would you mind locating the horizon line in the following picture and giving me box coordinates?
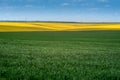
[0,20,120,23]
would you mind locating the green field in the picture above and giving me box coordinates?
[0,31,120,80]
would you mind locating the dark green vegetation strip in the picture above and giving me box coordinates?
[0,30,120,80]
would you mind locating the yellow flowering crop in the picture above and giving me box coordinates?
[0,22,120,32]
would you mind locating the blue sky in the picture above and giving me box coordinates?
[0,0,120,22]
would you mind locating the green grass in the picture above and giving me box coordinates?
[0,30,120,80]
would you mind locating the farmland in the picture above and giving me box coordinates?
[0,22,120,80]
[0,22,120,32]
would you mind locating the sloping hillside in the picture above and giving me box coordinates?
[0,22,120,32]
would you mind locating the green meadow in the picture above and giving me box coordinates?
[0,31,120,80]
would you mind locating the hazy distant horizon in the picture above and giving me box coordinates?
[0,20,120,23]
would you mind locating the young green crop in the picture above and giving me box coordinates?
[0,31,120,80]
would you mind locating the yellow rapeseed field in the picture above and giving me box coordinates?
[0,22,120,32]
